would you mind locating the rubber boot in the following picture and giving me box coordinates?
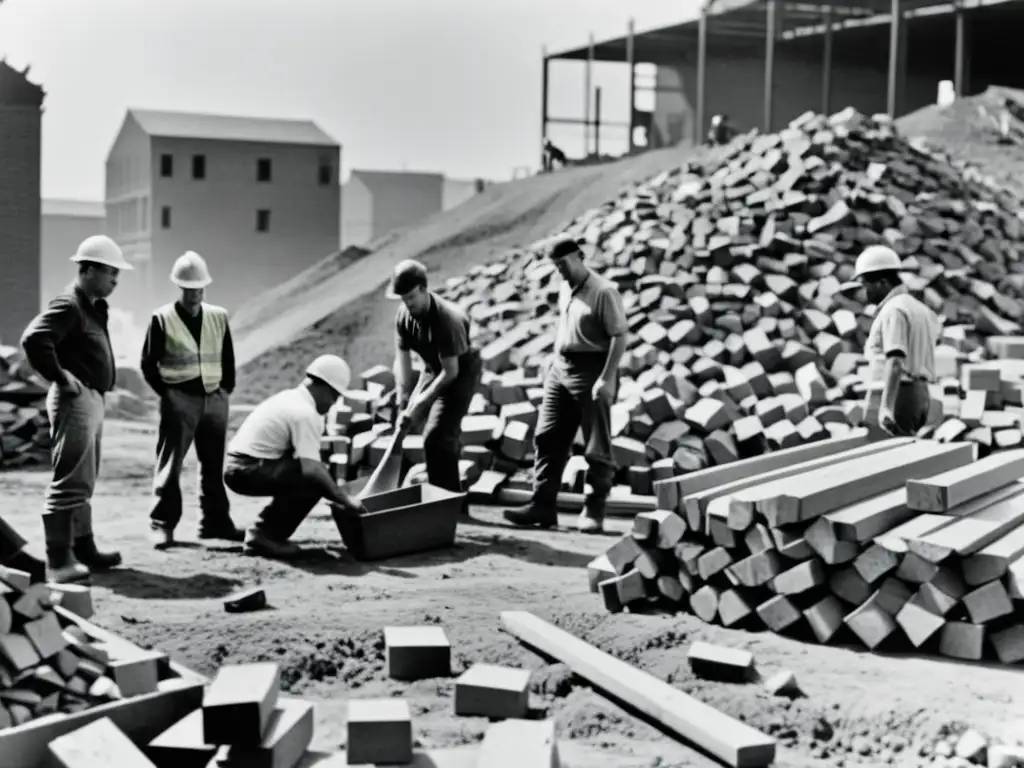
[503,502,558,529]
[43,513,91,584]
[72,507,122,571]
[576,497,606,534]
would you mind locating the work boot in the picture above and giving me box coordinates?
[242,529,302,560]
[576,498,606,534]
[149,527,175,551]
[43,513,91,584]
[72,507,122,571]
[503,503,558,529]
[6,548,47,584]
[197,517,245,542]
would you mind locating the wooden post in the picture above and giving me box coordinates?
[821,8,834,115]
[764,0,777,132]
[595,86,602,157]
[541,47,549,168]
[696,9,708,142]
[585,33,595,155]
[886,0,900,117]
[954,0,966,97]
[626,18,636,152]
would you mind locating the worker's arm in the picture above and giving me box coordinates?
[415,355,460,409]
[594,288,629,403]
[221,325,236,395]
[20,295,80,390]
[878,310,912,432]
[880,353,906,417]
[292,418,364,512]
[139,315,167,397]
[393,325,417,405]
[408,313,469,413]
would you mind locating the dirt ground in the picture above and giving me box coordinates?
[2,419,1022,766]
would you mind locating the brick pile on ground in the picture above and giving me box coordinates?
[323,108,1024,511]
[586,434,1024,666]
[0,345,51,470]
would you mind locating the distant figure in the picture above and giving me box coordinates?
[474,179,485,194]
[707,114,736,146]
[543,139,568,172]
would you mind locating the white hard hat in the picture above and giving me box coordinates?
[306,354,351,395]
[171,251,213,289]
[70,235,134,271]
[853,245,902,279]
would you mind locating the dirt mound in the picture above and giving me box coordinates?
[232,146,718,403]
[896,85,1024,198]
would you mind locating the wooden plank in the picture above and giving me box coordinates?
[500,611,776,767]
[960,524,1024,586]
[905,449,1024,512]
[906,487,1024,563]
[755,441,976,526]
[874,514,950,554]
[825,489,911,543]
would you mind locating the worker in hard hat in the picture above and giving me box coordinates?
[0,514,46,583]
[389,259,483,495]
[139,251,241,550]
[841,245,941,438]
[504,236,628,534]
[21,235,132,583]
[223,354,368,560]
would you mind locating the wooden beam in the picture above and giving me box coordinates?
[695,10,709,143]
[906,489,1024,564]
[500,611,776,767]
[906,450,1024,512]
[764,0,778,132]
[886,0,900,117]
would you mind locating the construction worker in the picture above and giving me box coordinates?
[0,515,46,583]
[390,259,483,494]
[223,354,367,559]
[504,236,628,534]
[842,245,941,438]
[140,251,241,550]
[21,235,130,583]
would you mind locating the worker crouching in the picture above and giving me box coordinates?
[223,355,368,560]
[504,237,628,534]
[141,251,242,549]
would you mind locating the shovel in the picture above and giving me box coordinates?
[358,413,412,499]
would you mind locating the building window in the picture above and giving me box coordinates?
[256,209,271,232]
[257,158,272,182]
[160,154,173,178]
[161,206,172,229]
[192,154,206,180]
[318,163,332,186]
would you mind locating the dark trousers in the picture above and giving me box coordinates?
[223,453,321,541]
[866,379,932,440]
[0,514,28,563]
[422,354,482,493]
[532,353,616,509]
[151,389,231,531]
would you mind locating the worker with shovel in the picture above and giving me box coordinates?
[389,260,482,495]
[223,354,367,560]
[840,245,940,439]
[140,251,242,550]
[504,236,628,534]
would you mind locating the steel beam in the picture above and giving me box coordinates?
[822,8,833,114]
[953,0,966,96]
[627,18,636,152]
[584,34,594,154]
[541,47,549,168]
[764,0,778,132]
[696,9,708,143]
[886,0,900,117]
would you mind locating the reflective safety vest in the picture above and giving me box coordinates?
[155,303,228,393]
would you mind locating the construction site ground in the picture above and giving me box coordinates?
[3,418,1022,767]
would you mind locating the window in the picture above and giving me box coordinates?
[161,206,171,229]
[192,154,206,180]
[256,209,271,233]
[160,154,173,178]
[318,163,332,186]
[257,158,272,182]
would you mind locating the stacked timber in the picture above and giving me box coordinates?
[324,108,1024,509]
[0,346,50,470]
[587,435,1024,665]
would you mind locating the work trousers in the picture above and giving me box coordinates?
[151,388,231,532]
[864,379,932,441]
[532,353,616,508]
[0,514,27,562]
[44,384,105,520]
[421,354,482,493]
[223,453,321,542]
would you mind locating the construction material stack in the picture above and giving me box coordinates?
[587,432,1024,664]
[0,345,50,470]
[318,108,1024,510]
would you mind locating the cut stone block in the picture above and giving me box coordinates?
[346,698,413,766]
[454,663,531,719]
[384,625,452,681]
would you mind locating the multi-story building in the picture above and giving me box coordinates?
[40,199,105,305]
[105,108,341,318]
[0,60,43,346]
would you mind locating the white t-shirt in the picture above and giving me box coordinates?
[864,285,940,391]
[228,387,323,461]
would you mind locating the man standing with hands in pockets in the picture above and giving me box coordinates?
[504,236,627,534]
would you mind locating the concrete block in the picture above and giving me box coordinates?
[454,663,531,719]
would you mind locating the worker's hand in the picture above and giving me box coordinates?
[59,372,82,397]
[403,396,430,426]
[878,407,903,437]
[592,377,615,405]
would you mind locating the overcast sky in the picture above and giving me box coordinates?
[0,0,697,201]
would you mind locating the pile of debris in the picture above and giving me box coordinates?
[587,434,1024,665]
[0,346,51,470]
[325,109,1024,510]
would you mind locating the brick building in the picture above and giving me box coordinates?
[0,60,44,346]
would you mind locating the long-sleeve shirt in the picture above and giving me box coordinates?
[21,284,117,393]
[139,304,236,397]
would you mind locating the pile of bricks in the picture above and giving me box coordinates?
[0,345,50,470]
[588,431,1024,665]
[323,108,1024,511]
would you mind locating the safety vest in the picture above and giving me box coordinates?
[155,303,228,393]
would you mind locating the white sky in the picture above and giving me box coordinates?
[0,0,698,201]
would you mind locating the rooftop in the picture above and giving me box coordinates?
[128,108,339,147]
[0,59,45,107]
